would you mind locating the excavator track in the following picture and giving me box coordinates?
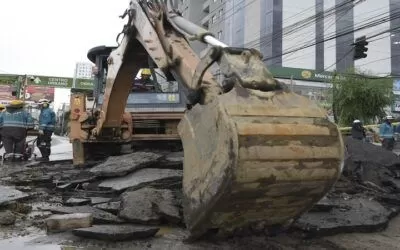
[178,86,344,238]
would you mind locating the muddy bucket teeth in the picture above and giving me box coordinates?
[178,86,344,239]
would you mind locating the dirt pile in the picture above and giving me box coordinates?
[0,151,184,242]
[294,137,400,237]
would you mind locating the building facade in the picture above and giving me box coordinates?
[177,0,394,76]
[73,62,93,79]
[73,61,94,89]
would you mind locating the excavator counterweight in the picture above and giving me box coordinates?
[69,0,344,240]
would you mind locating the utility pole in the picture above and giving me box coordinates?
[290,75,293,91]
[60,103,65,136]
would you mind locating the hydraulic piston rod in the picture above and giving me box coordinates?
[165,0,228,48]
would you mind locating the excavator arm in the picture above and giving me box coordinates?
[93,0,283,136]
[81,0,344,240]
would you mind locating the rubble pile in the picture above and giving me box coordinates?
[0,151,184,241]
[294,137,400,237]
[1,137,400,243]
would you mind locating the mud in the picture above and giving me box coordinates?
[72,225,160,241]
[40,205,124,224]
[1,138,400,249]
[295,198,395,237]
[119,187,181,225]
[0,185,30,205]
[293,137,400,238]
[92,201,121,214]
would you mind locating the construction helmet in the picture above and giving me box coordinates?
[38,98,50,108]
[353,119,361,124]
[38,98,51,104]
[386,115,394,120]
[0,104,5,110]
[8,99,24,107]
[141,68,151,76]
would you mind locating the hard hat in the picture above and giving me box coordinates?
[38,98,51,104]
[386,115,394,120]
[8,99,24,107]
[141,68,151,75]
[353,119,361,123]
[0,104,5,109]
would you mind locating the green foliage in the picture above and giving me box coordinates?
[330,68,393,126]
[54,110,70,136]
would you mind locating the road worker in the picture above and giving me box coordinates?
[351,119,366,141]
[379,115,395,151]
[133,68,155,92]
[36,99,56,161]
[0,100,34,159]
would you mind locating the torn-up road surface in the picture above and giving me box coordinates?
[2,140,400,249]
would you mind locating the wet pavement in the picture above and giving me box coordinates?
[22,135,72,162]
[2,136,400,249]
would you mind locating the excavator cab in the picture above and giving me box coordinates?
[87,46,186,139]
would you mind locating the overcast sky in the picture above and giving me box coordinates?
[0,0,128,76]
[0,1,130,109]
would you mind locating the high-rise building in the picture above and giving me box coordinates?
[177,0,210,55]
[74,62,93,79]
[177,0,394,75]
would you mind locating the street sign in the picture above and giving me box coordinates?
[75,78,94,89]
[0,74,94,89]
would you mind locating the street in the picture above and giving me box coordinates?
[0,137,399,249]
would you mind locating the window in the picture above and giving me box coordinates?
[212,15,216,23]
[217,31,222,40]
[219,9,223,18]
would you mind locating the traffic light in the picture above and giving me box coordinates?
[353,36,369,60]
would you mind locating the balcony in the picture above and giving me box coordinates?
[202,0,210,13]
[201,14,210,28]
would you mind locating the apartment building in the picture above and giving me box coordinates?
[177,0,395,76]
[73,62,93,79]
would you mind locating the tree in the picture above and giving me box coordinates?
[54,110,70,136]
[330,68,393,126]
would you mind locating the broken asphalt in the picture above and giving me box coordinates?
[1,136,400,249]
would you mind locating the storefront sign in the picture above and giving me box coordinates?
[25,86,55,102]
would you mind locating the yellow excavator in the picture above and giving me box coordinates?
[69,0,344,240]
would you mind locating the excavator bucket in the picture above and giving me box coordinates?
[178,85,344,238]
[89,0,344,240]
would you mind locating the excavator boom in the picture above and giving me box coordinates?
[72,0,345,240]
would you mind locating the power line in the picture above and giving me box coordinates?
[261,11,400,62]
[356,55,400,67]
[255,4,400,60]
[243,0,360,52]
[324,48,355,71]
[283,1,357,62]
